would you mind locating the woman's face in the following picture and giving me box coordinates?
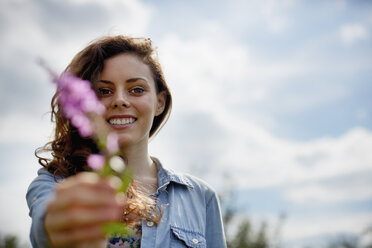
[96,53,165,148]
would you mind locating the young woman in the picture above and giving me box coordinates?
[26,36,226,248]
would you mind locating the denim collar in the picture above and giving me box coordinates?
[152,157,194,189]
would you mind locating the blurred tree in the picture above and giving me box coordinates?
[0,234,30,248]
[220,190,279,248]
[229,219,252,248]
[227,219,269,248]
[326,230,372,248]
[219,189,372,248]
[0,234,19,248]
[327,234,359,248]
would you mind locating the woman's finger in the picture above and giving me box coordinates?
[48,224,105,247]
[48,186,118,212]
[48,175,121,212]
[46,205,122,231]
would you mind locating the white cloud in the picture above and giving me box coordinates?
[145,35,372,228]
[284,179,372,205]
[283,212,372,243]
[0,180,33,244]
[213,115,372,190]
[0,0,153,72]
[340,23,368,46]
[0,113,53,145]
[223,0,295,34]
[260,0,294,33]
[0,143,41,245]
[157,33,356,123]
[153,34,372,197]
[90,0,153,37]
[158,34,291,116]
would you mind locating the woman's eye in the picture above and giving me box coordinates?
[97,88,112,96]
[130,87,145,95]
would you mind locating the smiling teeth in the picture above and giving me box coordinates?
[109,118,136,125]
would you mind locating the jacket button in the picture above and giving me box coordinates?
[192,238,199,244]
[147,221,154,227]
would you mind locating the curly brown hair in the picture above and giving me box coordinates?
[36,35,172,178]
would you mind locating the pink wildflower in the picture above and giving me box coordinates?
[55,72,105,137]
[87,154,105,170]
[107,132,120,154]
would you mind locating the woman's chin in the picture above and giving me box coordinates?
[117,134,140,147]
[118,137,134,148]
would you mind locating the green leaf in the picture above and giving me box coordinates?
[102,222,134,237]
[101,161,112,177]
[119,168,132,193]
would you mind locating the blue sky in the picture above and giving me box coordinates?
[0,0,371,247]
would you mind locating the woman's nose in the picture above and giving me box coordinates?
[112,91,130,108]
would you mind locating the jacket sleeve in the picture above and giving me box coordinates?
[205,191,227,248]
[26,168,60,247]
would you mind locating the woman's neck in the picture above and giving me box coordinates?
[121,144,158,195]
[120,143,157,181]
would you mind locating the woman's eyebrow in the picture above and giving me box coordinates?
[126,77,149,85]
[98,77,149,85]
[98,79,113,85]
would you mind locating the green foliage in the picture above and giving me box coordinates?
[328,236,358,248]
[227,219,269,248]
[219,190,372,248]
[229,219,251,248]
[220,191,273,248]
[226,218,271,248]
[0,234,28,248]
[326,232,372,248]
[0,234,17,248]
[102,222,134,237]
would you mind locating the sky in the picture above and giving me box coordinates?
[0,0,371,247]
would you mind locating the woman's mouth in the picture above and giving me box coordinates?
[107,116,137,129]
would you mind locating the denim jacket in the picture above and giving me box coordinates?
[26,158,227,248]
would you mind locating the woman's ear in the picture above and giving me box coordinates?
[155,91,166,116]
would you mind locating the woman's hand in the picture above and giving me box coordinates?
[44,172,124,248]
